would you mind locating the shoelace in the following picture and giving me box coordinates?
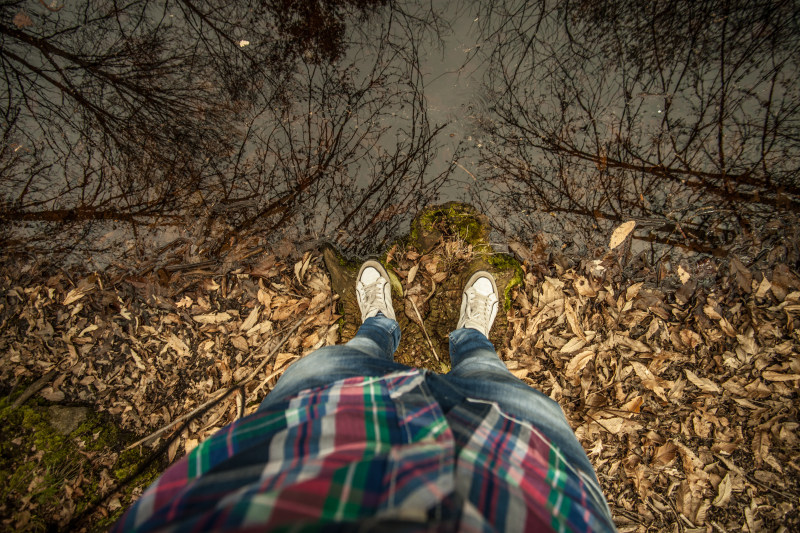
[360,278,387,316]
[465,290,494,330]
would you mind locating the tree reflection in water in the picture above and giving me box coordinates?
[1,0,799,260]
[0,0,451,258]
[472,0,800,253]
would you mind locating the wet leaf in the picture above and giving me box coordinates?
[729,257,752,294]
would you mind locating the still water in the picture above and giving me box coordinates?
[2,0,798,265]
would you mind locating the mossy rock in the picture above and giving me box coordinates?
[0,395,162,531]
[320,203,523,373]
[409,202,491,253]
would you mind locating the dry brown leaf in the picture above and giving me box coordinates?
[193,312,233,324]
[301,331,320,348]
[408,264,419,284]
[754,277,772,299]
[729,257,752,294]
[573,276,597,297]
[294,252,312,286]
[185,438,199,454]
[166,334,191,358]
[625,282,644,301]
[565,349,595,377]
[594,417,643,434]
[652,441,677,467]
[718,317,737,337]
[40,386,64,402]
[274,352,297,370]
[230,336,249,352]
[431,272,447,283]
[677,265,692,284]
[631,361,668,400]
[168,436,181,463]
[13,11,33,28]
[63,278,95,305]
[240,305,261,331]
[560,337,587,354]
[761,371,800,382]
[622,396,643,413]
[609,221,636,250]
[703,305,722,321]
[564,299,587,341]
[680,329,703,350]
[510,368,529,379]
[684,370,721,393]
[753,431,770,466]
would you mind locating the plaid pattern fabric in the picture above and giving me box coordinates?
[113,370,615,532]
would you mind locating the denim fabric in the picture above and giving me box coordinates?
[259,313,598,482]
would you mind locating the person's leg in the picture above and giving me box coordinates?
[445,271,597,477]
[259,313,407,410]
[260,260,403,411]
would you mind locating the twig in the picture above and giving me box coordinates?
[235,388,245,419]
[409,299,439,361]
[242,318,305,383]
[125,389,229,450]
[11,368,58,408]
[125,317,306,449]
[455,161,477,182]
[253,356,300,395]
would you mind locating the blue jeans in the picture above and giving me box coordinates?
[259,314,597,480]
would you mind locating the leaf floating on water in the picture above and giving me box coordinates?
[608,220,636,250]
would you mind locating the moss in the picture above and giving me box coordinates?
[485,252,524,309]
[0,395,162,531]
[411,203,490,250]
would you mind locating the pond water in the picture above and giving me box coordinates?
[2,0,798,266]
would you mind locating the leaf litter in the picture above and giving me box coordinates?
[2,230,799,531]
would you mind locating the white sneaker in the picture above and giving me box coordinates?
[457,271,499,337]
[356,260,396,321]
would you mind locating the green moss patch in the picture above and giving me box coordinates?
[0,395,161,531]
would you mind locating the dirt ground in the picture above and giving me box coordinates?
[1,209,798,531]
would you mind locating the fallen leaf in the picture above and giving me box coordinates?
[408,264,419,284]
[729,257,752,294]
[230,336,249,352]
[240,305,260,331]
[677,265,691,284]
[40,387,64,402]
[564,299,587,341]
[609,220,636,250]
[274,352,297,370]
[652,441,677,467]
[761,371,800,382]
[684,370,721,393]
[565,349,595,377]
[13,11,33,28]
[193,312,233,324]
[622,396,644,413]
